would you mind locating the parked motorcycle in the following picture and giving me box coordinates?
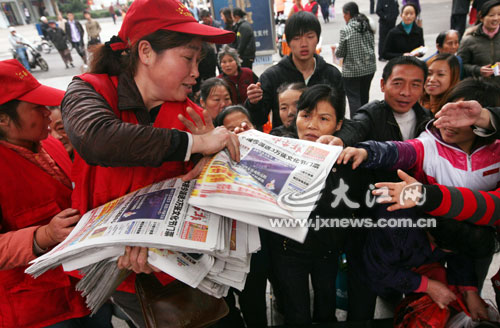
[275,13,287,57]
[11,43,49,71]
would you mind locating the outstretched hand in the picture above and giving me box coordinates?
[373,170,422,211]
[178,107,214,135]
[336,147,368,169]
[316,135,344,147]
[434,100,484,129]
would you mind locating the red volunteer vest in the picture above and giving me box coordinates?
[73,73,201,292]
[304,1,319,16]
[0,136,89,328]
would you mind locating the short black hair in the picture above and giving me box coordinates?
[297,84,345,122]
[199,77,232,102]
[0,99,21,139]
[232,7,246,18]
[445,77,500,108]
[401,2,419,16]
[342,2,359,16]
[480,0,500,18]
[430,218,499,258]
[200,9,211,18]
[435,30,459,48]
[285,11,321,41]
[214,105,251,127]
[382,56,428,82]
[277,82,306,96]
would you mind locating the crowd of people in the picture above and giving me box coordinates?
[3,0,500,327]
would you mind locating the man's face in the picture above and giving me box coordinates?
[438,32,459,54]
[201,16,212,25]
[381,64,424,114]
[288,31,318,62]
[67,13,74,21]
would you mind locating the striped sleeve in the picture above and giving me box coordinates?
[421,185,500,226]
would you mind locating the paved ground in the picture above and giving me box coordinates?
[1,0,499,326]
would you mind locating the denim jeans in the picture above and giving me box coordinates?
[16,47,30,71]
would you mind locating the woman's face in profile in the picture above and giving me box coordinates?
[146,38,203,103]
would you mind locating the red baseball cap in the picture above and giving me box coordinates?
[0,59,65,107]
[111,0,235,51]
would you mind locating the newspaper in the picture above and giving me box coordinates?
[189,129,342,242]
[25,131,340,312]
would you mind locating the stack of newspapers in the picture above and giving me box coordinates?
[26,130,341,313]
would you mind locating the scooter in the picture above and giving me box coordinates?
[11,43,49,71]
[34,37,53,54]
[275,13,287,57]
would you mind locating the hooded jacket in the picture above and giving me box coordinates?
[335,16,376,78]
[245,54,343,128]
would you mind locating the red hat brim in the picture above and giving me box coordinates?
[17,84,65,107]
[162,21,235,44]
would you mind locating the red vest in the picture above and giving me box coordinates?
[304,1,318,16]
[0,136,89,328]
[73,73,202,293]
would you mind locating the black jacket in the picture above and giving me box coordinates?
[336,100,432,147]
[376,0,399,21]
[245,54,343,128]
[335,100,432,181]
[271,164,373,257]
[233,19,256,60]
[64,20,85,45]
[382,23,424,59]
[46,27,68,51]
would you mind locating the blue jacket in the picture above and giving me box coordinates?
[362,226,477,297]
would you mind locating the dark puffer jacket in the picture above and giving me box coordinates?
[458,24,500,77]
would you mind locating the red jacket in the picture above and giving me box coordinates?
[0,136,89,328]
[218,67,258,105]
[72,73,201,293]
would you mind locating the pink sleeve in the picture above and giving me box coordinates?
[414,275,429,293]
[0,225,40,270]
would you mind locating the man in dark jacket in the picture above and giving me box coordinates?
[47,20,74,68]
[376,0,399,60]
[65,12,87,65]
[232,8,256,69]
[245,11,343,130]
[335,56,431,149]
[451,0,470,38]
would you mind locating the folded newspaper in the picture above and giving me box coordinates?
[26,130,341,313]
[190,129,342,242]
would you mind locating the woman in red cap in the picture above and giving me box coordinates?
[61,0,238,325]
[0,59,112,328]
